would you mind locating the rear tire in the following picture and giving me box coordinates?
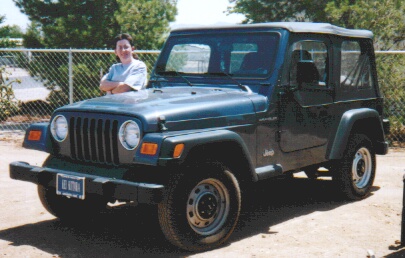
[158,162,241,251]
[333,134,376,200]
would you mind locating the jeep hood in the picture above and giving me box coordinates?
[58,87,268,132]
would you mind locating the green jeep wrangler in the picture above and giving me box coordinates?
[10,22,390,251]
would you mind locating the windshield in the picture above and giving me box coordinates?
[155,32,279,78]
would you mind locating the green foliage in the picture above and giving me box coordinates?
[325,0,405,50]
[0,38,17,48]
[228,0,329,23]
[14,0,120,48]
[0,24,24,38]
[0,14,23,48]
[0,66,21,122]
[13,0,177,49]
[23,21,44,48]
[115,0,177,49]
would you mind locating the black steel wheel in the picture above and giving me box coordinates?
[158,162,241,251]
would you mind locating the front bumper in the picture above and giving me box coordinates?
[9,161,164,204]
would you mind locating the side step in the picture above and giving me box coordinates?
[255,164,283,180]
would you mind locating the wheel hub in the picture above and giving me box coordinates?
[356,159,365,177]
[186,178,230,235]
[352,147,372,189]
[196,192,218,219]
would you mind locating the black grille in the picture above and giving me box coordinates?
[69,117,119,165]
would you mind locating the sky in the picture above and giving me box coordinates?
[0,0,246,32]
[1,0,30,30]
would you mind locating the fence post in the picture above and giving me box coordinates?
[69,48,73,104]
[401,174,405,245]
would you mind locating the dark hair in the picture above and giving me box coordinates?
[113,33,139,60]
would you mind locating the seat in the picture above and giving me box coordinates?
[290,50,320,84]
[291,50,312,63]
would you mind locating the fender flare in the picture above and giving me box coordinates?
[327,108,385,160]
[136,129,257,181]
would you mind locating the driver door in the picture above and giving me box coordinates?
[279,37,334,153]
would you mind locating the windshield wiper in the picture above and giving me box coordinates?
[205,72,252,93]
[157,71,193,86]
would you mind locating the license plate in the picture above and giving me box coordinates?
[56,174,85,200]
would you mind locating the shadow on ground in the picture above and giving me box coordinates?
[0,176,379,257]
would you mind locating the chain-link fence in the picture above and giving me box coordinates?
[0,48,159,143]
[0,48,404,147]
[375,51,405,148]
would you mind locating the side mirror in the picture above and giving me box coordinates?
[296,60,320,85]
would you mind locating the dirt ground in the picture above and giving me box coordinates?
[1,138,405,257]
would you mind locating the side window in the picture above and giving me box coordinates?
[290,41,328,87]
[340,41,373,90]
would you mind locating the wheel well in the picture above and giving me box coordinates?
[328,113,385,160]
[184,141,255,184]
[350,117,384,144]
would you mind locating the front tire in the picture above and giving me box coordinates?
[334,134,376,200]
[158,162,241,251]
[38,185,108,221]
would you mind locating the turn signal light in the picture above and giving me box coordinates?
[140,143,158,155]
[173,144,185,158]
[27,130,42,141]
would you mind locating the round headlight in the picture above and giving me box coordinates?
[119,120,140,150]
[51,115,68,142]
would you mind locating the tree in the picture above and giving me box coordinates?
[115,0,177,50]
[13,0,121,48]
[22,21,45,48]
[0,14,24,45]
[228,0,329,23]
[325,0,405,50]
[0,15,23,48]
[13,0,177,50]
[0,24,24,38]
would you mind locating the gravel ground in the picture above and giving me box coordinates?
[1,139,405,257]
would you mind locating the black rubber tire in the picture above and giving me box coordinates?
[38,185,107,221]
[157,162,241,251]
[333,134,376,200]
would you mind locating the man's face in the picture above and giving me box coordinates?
[115,39,134,64]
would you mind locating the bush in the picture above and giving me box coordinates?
[0,66,20,121]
